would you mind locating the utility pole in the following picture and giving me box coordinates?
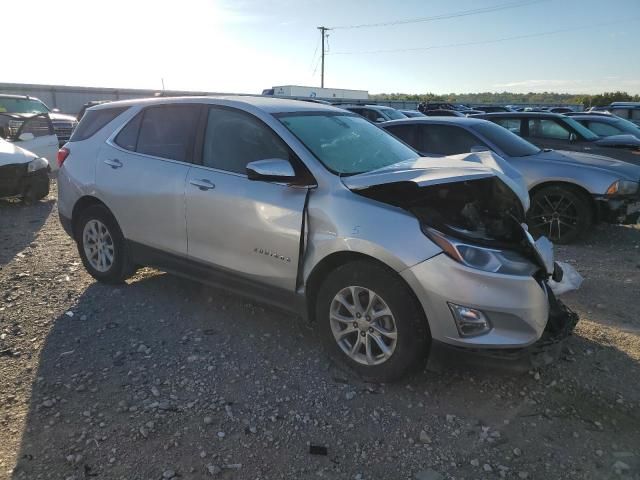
[317,26,329,88]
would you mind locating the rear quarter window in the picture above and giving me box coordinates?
[69,107,129,142]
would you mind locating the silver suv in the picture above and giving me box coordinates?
[57,96,570,381]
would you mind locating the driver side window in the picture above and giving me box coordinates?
[202,108,290,174]
[528,119,570,140]
[587,121,620,136]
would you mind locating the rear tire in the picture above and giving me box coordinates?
[75,205,132,284]
[527,186,592,244]
[316,260,430,383]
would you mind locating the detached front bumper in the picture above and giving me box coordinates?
[401,253,551,349]
[596,194,640,224]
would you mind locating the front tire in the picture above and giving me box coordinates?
[316,260,430,382]
[76,205,132,284]
[527,186,592,244]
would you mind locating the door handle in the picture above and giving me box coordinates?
[190,179,215,191]
[104,158,123,169]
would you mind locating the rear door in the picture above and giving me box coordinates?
[96,104,201,256]
[185,106,307,291]
[15,114,58,164]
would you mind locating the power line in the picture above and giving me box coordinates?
[309,35,320,71]
[330,0,546,30]
[328,18,640,55]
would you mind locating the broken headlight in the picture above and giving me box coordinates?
[425,227,538,276]
[605,180,639,196]
[27,157,49,173]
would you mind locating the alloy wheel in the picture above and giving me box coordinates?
[528,192,580,242]
[329,286,398,366]
[82,219,115,273]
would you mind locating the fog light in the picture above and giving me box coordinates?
[448,303,492,337]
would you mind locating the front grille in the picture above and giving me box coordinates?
[52,120,77,142]
[7,119,23,137]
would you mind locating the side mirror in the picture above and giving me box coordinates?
[470,145,490,153]
[375,117,385,123]
[246,159,296,184]
[52,108,61,113]
[569,133,577,143]
[19,132,35,141]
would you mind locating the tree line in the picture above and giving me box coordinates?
[370,91,640,107]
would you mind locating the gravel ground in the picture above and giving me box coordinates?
[1,183,639,480]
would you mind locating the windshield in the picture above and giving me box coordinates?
[278,112,419,175]
[473,122,541,157]
[562,116,599,141]
[0,97,49,114]
[382,108,407,120]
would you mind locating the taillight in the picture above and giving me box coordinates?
[57,147,70,168]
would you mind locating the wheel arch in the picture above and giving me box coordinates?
[304,251,428,331]
[71,196,114,238]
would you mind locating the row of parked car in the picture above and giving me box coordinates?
[333,102,640,244]
[2,93,640,245]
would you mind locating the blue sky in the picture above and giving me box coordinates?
[4,0,640,94]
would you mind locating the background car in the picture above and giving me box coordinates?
[338,104,407,123]
[472,105,513,113]
[474,112,640,165]
[608,102,640,126]
[565,113,640,140]
[423,109,466,117]
[381,117,640,244]
[0,137,50,203]
[548,107,574,114]
[0,94,78,145]
[0,113,59,168]
[398,109,426,118]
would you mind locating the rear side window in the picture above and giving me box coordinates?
[114,112,143,151]
[135,105,200,162]
[70,107,128,142]
[202,107,289,174]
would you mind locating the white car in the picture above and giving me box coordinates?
[0,112,59,170]
[0,137,50,202]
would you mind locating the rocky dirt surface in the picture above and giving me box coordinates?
[1,184,639,480]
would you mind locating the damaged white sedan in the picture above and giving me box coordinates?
[57,97,578,381]
[0,137,50,203]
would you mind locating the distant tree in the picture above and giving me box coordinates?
[370,91,640,107]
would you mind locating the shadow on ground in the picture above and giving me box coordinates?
[0,198,53,267]
[8,269,640,479]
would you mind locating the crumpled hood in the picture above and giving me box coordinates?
[594,134,640,148]
[341,151,530,210]
[0,138,37,167]
[536,149,640,180]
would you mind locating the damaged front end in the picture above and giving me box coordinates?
[353,175,555,280]
[343,164,578,358]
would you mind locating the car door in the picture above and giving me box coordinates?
[96,104,201,256]
[15,114,58,164]
[185,105,308,292]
